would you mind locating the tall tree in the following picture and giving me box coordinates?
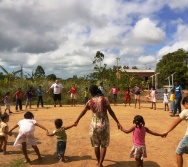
[34,65,45,78]
[93,51,106,82]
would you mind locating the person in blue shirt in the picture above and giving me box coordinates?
[37,86,44,108]
[170,81,183,117]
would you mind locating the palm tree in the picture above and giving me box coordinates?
[0,65,22,87]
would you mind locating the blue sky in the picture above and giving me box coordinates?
[0,0,188,79]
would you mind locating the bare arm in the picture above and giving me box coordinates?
[35,123,48,132]
[145,127,165,137]
[107,105,121,129]
[64,124,76,130]
[9,125,19,132]
[121,126,135,134]
[46,131,54,137]
[74,108,88,126]
[165,117,182,134]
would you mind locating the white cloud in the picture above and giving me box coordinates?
[168,0,188,10]
[133,18,165,43]
[138,55,156,64]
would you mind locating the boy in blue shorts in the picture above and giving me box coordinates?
[46,119,75,162]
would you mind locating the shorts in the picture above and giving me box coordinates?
[0,136,6,141]
[70,93,76,99]
[112,94,117,99]
[53,94,61,101]
[134,95,140,100]
[176,136,188,155]
[130,145,147,159]
[5,104,10,110]
[56,141,66,155]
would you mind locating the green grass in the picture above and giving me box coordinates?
[0,158,27,167]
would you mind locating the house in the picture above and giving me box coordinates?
[119,69,155,81]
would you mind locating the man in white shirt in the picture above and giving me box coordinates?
[47,80,64,107]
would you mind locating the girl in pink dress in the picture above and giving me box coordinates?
[9,112,48,163]
[149,86,158,110]
[121,115,165,167]
[110,84,118,106]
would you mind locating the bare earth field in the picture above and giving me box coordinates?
[0,102,188,167]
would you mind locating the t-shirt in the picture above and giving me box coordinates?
[15,91,23,99]
[4,96,10,104]
[170,94,175,101]
[175,85,182,98]
[26,90,33,99]
[111,88,118,94]
[70,87,76,94]
[133,126,146,146]
[134,87,140,95]
[50,83,63,94]
[98,86,105,94]
[53,127,67,142]
[18,119,36,133]
[84,91,89,97]
[179,109,188,136]
[0,122,8,136]
[37,89,42,96]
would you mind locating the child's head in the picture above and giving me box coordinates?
[171,89,175,94]
[182,96,188,108]
[6,92,10,96]
[133,115,145,127]
[1,113,9,122]
[38,86,41,89]
[55,119,63,128]
[164,88,168,93]
[151,86,155,90]
[126,87,129,91]
[24,112,34,119]
[85,87,88,90]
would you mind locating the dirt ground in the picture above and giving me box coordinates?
[0,102,188,167]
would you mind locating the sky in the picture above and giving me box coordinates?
[0,0,188,79]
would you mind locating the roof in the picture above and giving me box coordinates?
[119,69,155,73]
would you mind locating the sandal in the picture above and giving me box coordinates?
[170,114,175,117]
[24,158,30,163]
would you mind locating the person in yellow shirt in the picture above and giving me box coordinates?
[169,89,175,114]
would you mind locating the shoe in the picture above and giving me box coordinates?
[60,105,62,107]
[9,111,13,114]
[170,114,175,117]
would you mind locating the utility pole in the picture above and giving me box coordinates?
[116,57,120,86]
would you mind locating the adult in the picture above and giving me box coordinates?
[98,82,106,96]
[74,85,121,167]
[133,84,141,109]
[46,80,64,107]
[170,81,183,117]
[13,88,24,112]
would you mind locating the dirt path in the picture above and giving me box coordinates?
[0,102,188,167]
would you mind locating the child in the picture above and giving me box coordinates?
[13,88,23,112]
[9,111,48,163]
[37,86,44,108]
[84,87,89,105]
[164,96,188,167]
[24,87,34,109]
[121,115,165,167]
[0,114,11,155]
[67,84,77,106]
[110,84,118,106]
[169,89,175,114]
[46,119,75,162]
[3,92,13,114]
[163,88,169,111]
[124,87,131,106]
[149,86,158,110]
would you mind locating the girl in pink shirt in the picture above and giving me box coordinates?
[110,84,118,106]
[121,115,165,167]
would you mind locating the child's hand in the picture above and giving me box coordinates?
[8,132,12,136]
[161,132,168,138]
[117,123,122,130]
[74,121,78,126]
[46,131,49,135]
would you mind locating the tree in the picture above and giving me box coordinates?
[132,66,138,69]
[34,65,45,78]
[156,48,188,87]
[93,51,107,82]
[46,74,57,81]
[0,65,22,87]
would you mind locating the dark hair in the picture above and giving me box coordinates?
[85,87,88,90]
[171,89,175,93]
[133,115,145,127]
[1,113,9,121]
[182,96,188,105]
[55,119,63,128]
[89,85,101,96]
[6,92,10,96]
[24,111,34,119]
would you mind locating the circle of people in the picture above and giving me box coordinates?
[0,80,187,167]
